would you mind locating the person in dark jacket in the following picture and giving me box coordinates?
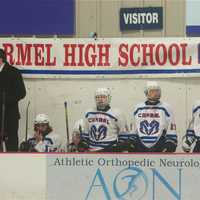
[0,48,26,151]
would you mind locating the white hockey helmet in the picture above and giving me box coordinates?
[34,114,50,124]
[95,87,111,106]
[144,81,161,96]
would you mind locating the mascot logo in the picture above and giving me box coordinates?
[140,120,159,135]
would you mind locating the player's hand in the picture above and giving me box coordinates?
[34,130,43,143]
[182,136,195,153]
[182,142,191,153]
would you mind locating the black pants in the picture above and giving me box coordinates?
[130,135,177,152]
[193,140,200,152]
[5,118,19,152]
[94,141,135,152]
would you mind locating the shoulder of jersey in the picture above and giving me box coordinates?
[134,102,146,109]
[84,107,96,114]
[160,102,172,109]
[46,132,60,139]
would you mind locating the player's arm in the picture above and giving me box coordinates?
[48,134,63,152]
[182,105,197,152]
[163,106,178,147]
[162,105,177,152]
[115,111,136,152]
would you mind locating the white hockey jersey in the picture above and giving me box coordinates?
[81,107,129,151]
[132,101,177,148]
[186,100,200,138]
[22,132,62,152]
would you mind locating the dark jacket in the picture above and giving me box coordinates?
[0,62,26,123]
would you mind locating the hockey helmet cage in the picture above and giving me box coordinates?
[95,87,111,105]
[144,81,161,96]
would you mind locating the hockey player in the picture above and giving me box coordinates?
[130,81,177,152]
[67,119,89,152]
[71,88,133,152]
[182,101,200,153]
[19,114,62,152]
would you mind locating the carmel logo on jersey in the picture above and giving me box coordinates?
[140,120,159,135]
[138,113,160,118]
[88,117,109,125]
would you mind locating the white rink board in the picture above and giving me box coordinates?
[1,153,200,200]
[0,154,46,200]
[47,153,200,200]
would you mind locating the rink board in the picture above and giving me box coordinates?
[0,153,199,200]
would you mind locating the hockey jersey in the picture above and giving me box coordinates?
[22,132,62,152]
[132,101,177,148]
[186,100,200,139]
[81,107,129,151]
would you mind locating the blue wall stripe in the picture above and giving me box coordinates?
[21,68,200,75]
[186,25,200,36]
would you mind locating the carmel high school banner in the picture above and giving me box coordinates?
[1,38,200,78]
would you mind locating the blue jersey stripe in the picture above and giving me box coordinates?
[85,112,118,121]
[81,133,89,136]
[166,134,177,138]
[193,106,200,114]
[89,139,117,145]
[142,139,157,142]
[186,129,195,134]
[140,136,158,139]
[89,142,116,148]
[142,141,157,143]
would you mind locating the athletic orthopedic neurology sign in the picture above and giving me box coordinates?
[120,7,163,31]
[0,154,200,200]
[1,37,200,78]
[47,153,200,200]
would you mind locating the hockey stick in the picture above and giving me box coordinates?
[25,101,30,142]
[0,91,6,152]
[64,101,70,152]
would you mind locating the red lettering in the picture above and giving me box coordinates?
[141,44,155,66]
[77,44,84,66]
[168,43,180,66]
[85,44,96,66]
[33,44,44,66]
[97,44,111,66]
[45,44,56,66]
[15,44,32,65]
[63,44,76,66]
[155,44,167,65]
[180,43,192,65]
[118,43,128,66]
[3,43,15,65]
[130,44,140,66]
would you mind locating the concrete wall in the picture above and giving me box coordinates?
[76,0,185,37]
[19,76,197,152]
